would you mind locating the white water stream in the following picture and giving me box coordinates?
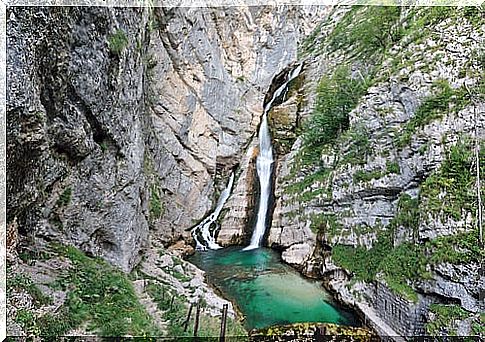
[192,64,303,251]
[244,64,303,251]
[192,172,235,250]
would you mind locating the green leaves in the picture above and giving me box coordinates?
[328,6,403,59]
[108,29,129,55]
[421,139,476,222]
[426,304,472,335]
[302,65,371,165]
[149,184,163,221]
[396,81,471,148]
[42,245,160,337]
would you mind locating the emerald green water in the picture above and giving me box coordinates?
[188,247,359,330]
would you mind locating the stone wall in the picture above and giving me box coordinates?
[373,282,431,336]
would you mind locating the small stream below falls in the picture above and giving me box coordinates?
[189,247,359,330]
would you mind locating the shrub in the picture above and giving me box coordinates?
[56,187,72,207]
[386,161,400,174]
[328,6,403,58]
[426,304,471,335]
[150,185,163,220]
[420,139,476,221]
[108,29,129,55]
[338,126,371,166]
[302,65,371,165]
[47,245,160,337]
[8,274,52,306]
[353,169,384,183]
[396,81,470,148]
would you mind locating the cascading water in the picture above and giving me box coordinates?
[192,173,234,250]
[244,64,303,251]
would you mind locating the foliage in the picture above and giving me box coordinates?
[14,309,38,335]
[379,242,427,302]
[389,193,420,240]
[108,29,129,55]
[334,138,483,300]
[353,169,384,183]
[420,139,476,221]
[332,227,427,302]
[299,21,323,56]
[396,81,470,148]
[426,304,471,335]
[150,184,163,220]
[8,274,53,307]
[332,229,393,283]
[429,230,484,265]
[146,281,246,337]
[386,161,400,174]
[338,127,370,166]
[309,213,342,238]
[328,6,403,59]
[284,169,331,202]
[41,245,161,337]
[56,187,72,207]
[301,65,371,165]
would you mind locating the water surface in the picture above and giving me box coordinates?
[189,247,359,330]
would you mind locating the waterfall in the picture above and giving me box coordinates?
[244,64,303,251]
[192,172,235,250]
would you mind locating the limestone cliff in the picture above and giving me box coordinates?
[267,6,484,336]
[7,5,328,271]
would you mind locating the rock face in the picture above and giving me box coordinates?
[267,6,484,337]
[7,6,329,271]
[7,7,152,271]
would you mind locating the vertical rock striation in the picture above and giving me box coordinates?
[8,7,151,271]
[7,6,329,270]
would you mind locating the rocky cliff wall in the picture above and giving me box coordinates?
[267,6,484,336]
[7,5,329,271]
[8,7,152,272]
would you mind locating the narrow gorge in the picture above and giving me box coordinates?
[6,3,484,340]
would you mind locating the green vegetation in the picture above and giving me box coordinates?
[14,245,160,337]
[8,274,53,307]
[353,169,384,183]
[146,281,246,338]
[471,314,485,335]
[108,29,129,55]
[332,140,484,302]
[409,6,484,39]
[299,22,323,56]
[149,184,163,220]
[14,309,36,331]
[99,141,108,152]
[420,140,477,221]
[429,230,483,265]
[301,65,371,165]
[332,230,391,283]
[388,193,420,242]
[337,126,370,166]
[56,187,72,207]
[426,304,471,335]
[328,6,403,58]
[396,80,470,148]
[284,169,330,202]
[332,227,427,302]
[309,213,343,239]
[386,161,400,174]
